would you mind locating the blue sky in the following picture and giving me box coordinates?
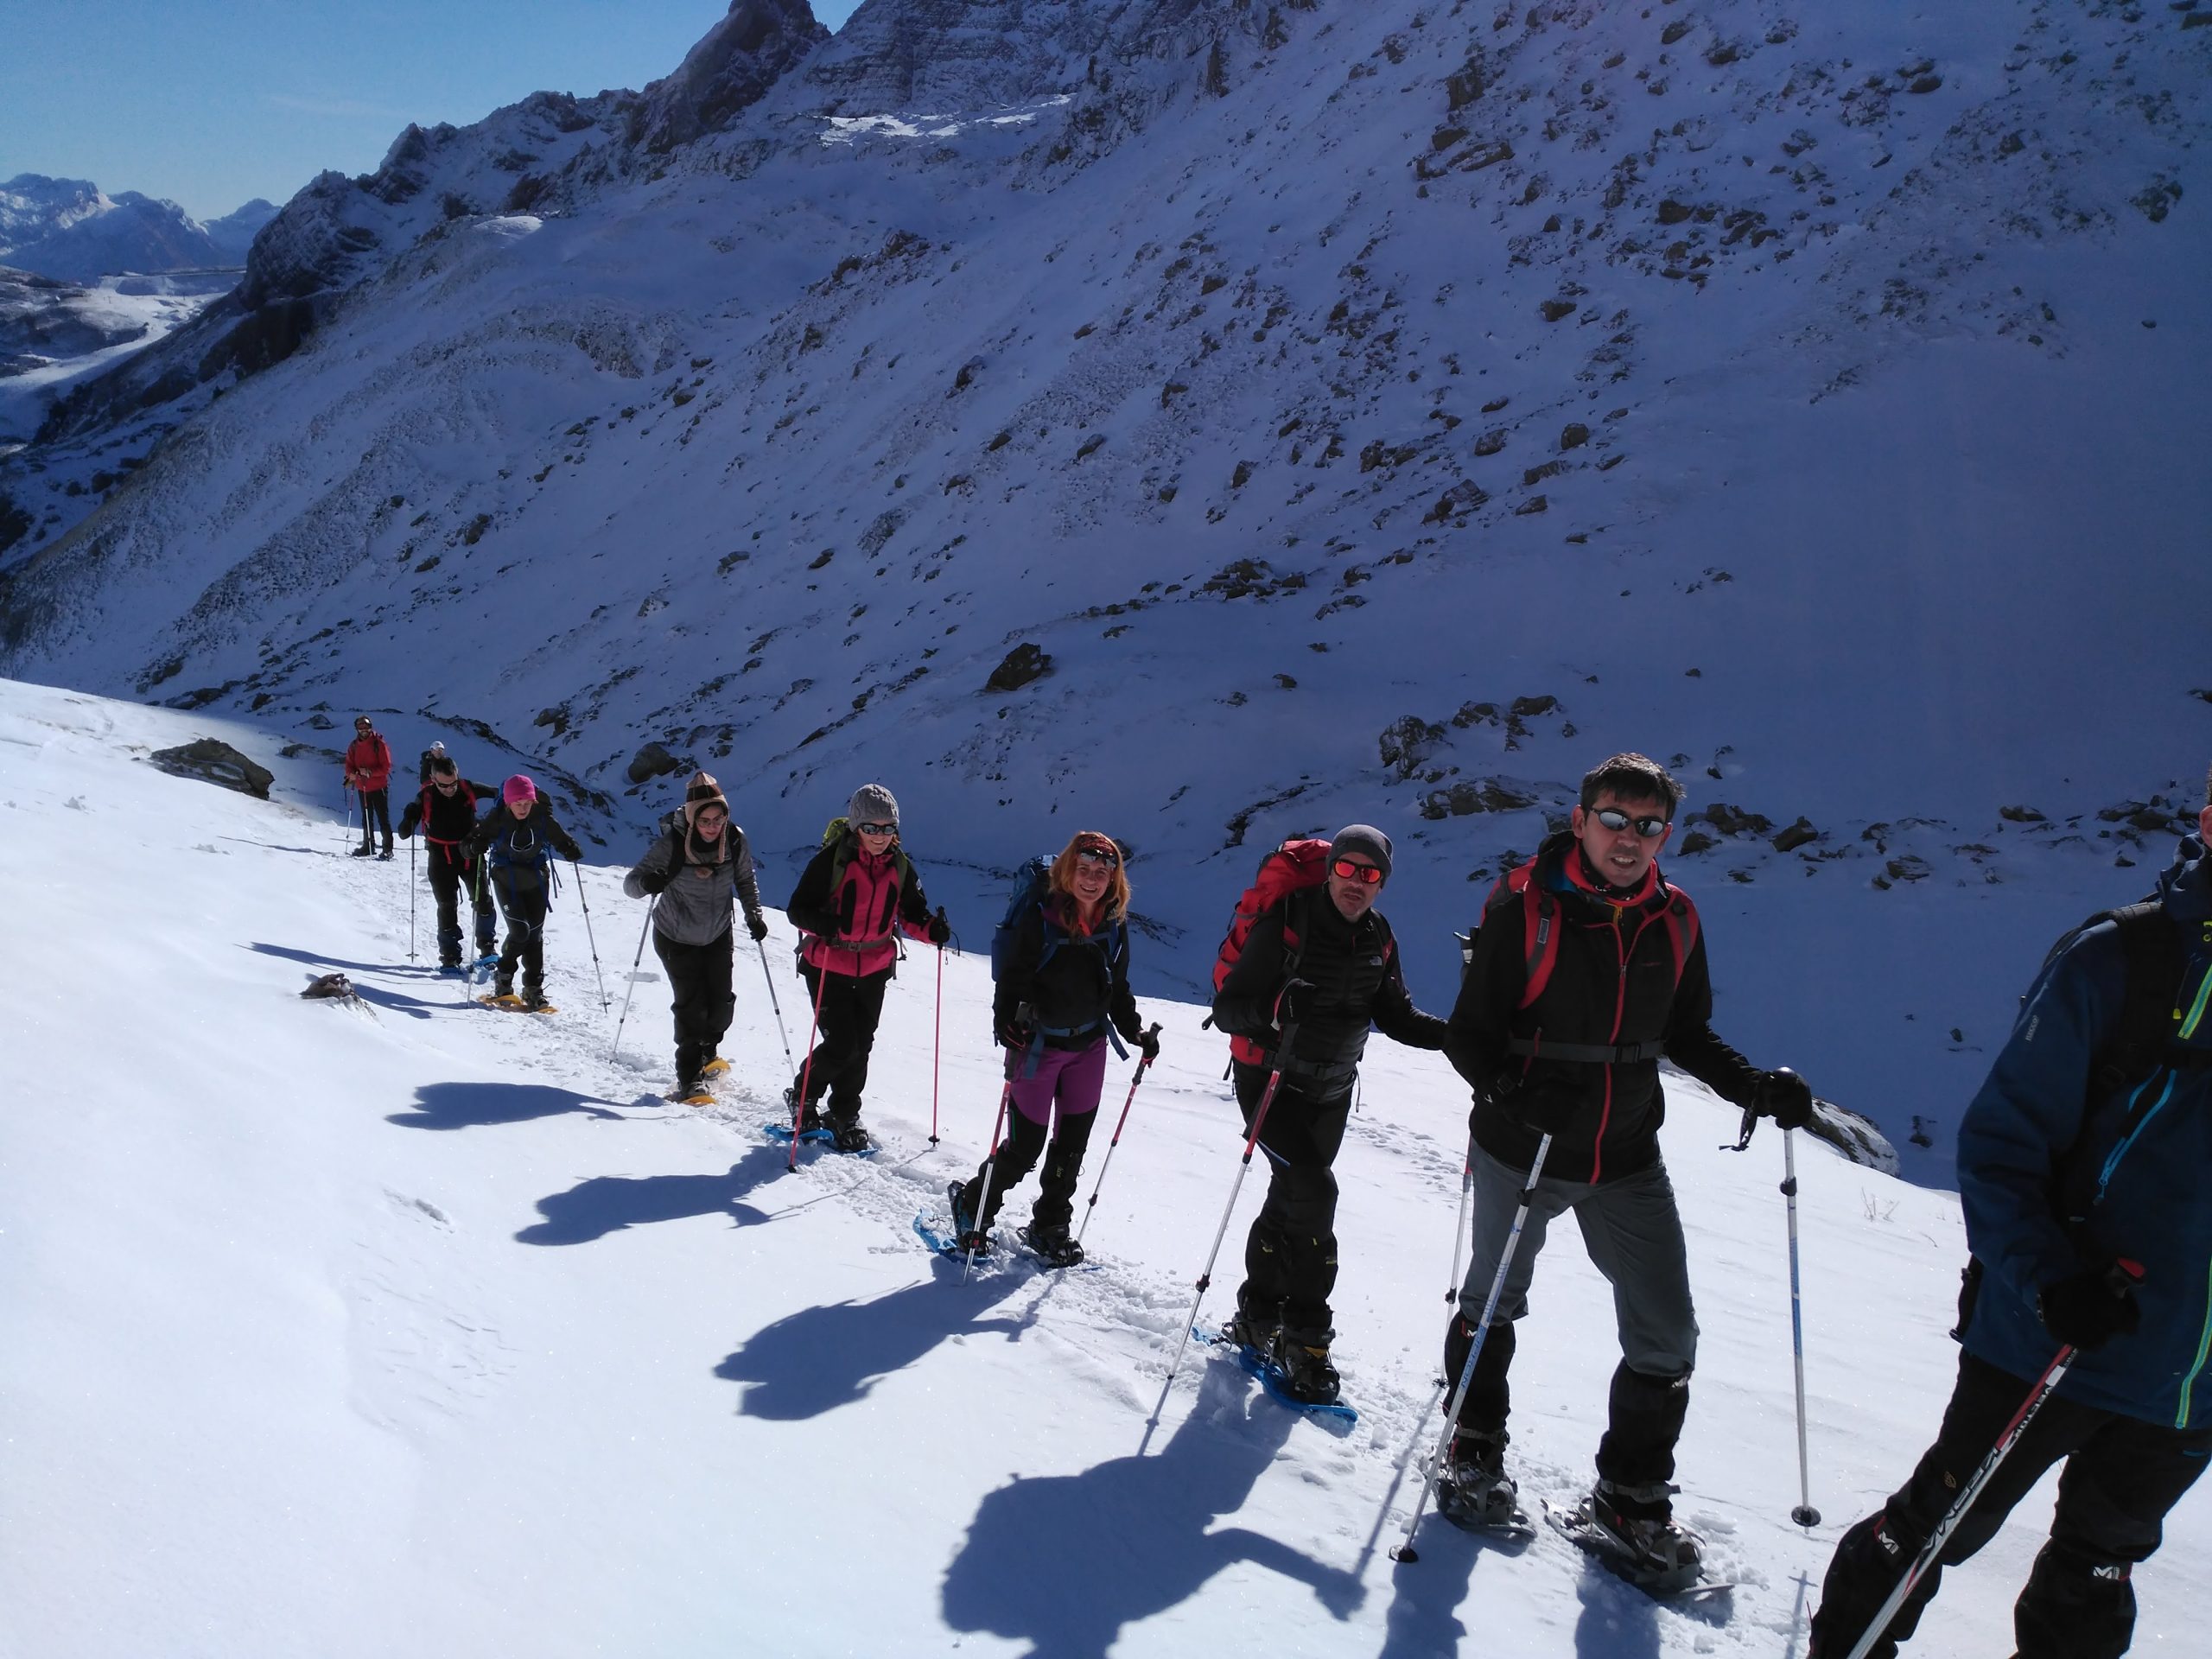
[0,1,865,221]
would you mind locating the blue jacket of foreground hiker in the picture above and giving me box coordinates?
[1958,836,2212,1428]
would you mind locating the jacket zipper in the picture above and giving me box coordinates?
[2178,1256,2212,1429]
[2094,1072,2177,1203]
[1589,914,1631,1184]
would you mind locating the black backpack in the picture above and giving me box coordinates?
[1955,899,2191,1339]
[2038,901,2189,1103]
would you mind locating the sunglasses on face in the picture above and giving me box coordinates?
[1592,807,1670,838]
[432,777,458,790]
[855,821,896,836]
[1331,858,1384,887]
[1074,846,1120,869]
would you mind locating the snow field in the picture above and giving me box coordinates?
[3,677,2207,1656]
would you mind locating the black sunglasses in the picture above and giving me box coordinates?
[1592,807,1670,838]
[1074,846,1121,869]
[855,820,896,836]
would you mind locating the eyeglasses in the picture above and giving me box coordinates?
[855,820,896,836]
[695,811,728,829]
[1331,858,1384,887]
[1074,846,1121,869]
[1592,807,1670,838]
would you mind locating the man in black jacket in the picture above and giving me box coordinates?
[397,754,497,971]
[1435,752,1811,1574]
[1211,824,1448,1404]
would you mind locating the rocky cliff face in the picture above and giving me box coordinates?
[630,0,830,154]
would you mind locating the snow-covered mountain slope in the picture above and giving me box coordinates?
[7,677,2206,1656]
[0,174,276,283]
[0,269,234,448]
[1,0,2208,1185]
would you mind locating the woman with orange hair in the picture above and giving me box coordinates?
[950,831,1159,1265]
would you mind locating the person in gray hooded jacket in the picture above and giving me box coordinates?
[624,772,769,1102]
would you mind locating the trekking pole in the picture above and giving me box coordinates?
[1838,1264,2140,1659]
[1444,1129,1475,1305]
[1155,1022,1300,1396]
[930,943,945,1147]
[1394,1134,1554,1564]
[963,1077,1016,1283]
[407,834,418,961]
[1075,1025,1163,1247]
[609,898,658,1065]
[787,963,831,1171]
[571,860,609,1012]
[757,933,795,1077]
[342,782,354,852]
[1783,1128,1820,1529]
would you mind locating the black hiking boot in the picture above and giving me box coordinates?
[1222,1295,1282,1357]
[1586,1478,1704,1582]
[1020,1224,1084,1268]
[827,1110,870,1153]
[948,1180,989,1255]
[1271,1326,1341,1405]
[521,985,549,1011]
[1437,1429,1522,1529]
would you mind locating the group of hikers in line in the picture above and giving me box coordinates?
[344,721,2212,1656]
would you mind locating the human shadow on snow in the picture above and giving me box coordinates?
[518,1144,786,1245]
[389,1080,628,1131]
[715,1257,1033,1421]
[941,1363,1364,1658]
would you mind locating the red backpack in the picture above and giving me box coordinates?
[1211,837,1335,1066]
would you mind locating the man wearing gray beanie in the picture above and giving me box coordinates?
[1210,822,1447,1406]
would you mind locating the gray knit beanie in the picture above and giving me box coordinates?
[1329,823,1393,880]
[847,783,899,830]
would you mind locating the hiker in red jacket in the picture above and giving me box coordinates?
[342,716,394,860]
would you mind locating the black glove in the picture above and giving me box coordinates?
[927,908,952,945]
[1755,1067,1815,1131]
[1135,1026,1162,1064]
[1487,1071,1578,1138]
[747,913,770,943]
[2040,1262,2143,1351]
[997,1014,1035,1051]
[1275,978,1316,1027]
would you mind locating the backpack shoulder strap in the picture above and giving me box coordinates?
[2100,901,2184,1092]
[1510,865,1562,1010]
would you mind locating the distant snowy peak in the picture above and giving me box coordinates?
[0,173,280,283]
[203,200,280,266]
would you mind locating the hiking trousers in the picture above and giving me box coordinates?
[358,786,392,853]
[1808,1350,2212,1659]
[1445,1141,1698,1491]
[1232,1060,1353,1337]
[793,963,888,1122]
[961,1039,1107,1231]
[493,886,549,995]
[658,928,734,1089]
[426,850,495,964]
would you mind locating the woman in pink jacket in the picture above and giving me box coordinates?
[785,784,950,1151]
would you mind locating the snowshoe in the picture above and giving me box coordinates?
[827,1114,871,1154]
[1017,1225,1084,1268]
[520,987,550,1012]
[1548,1483,1724,1599]
[668,1079,716,1107]
[701,1057,732,1078]
[435,963,467,979]
[349,845,375,858]
[471,952,499,985]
